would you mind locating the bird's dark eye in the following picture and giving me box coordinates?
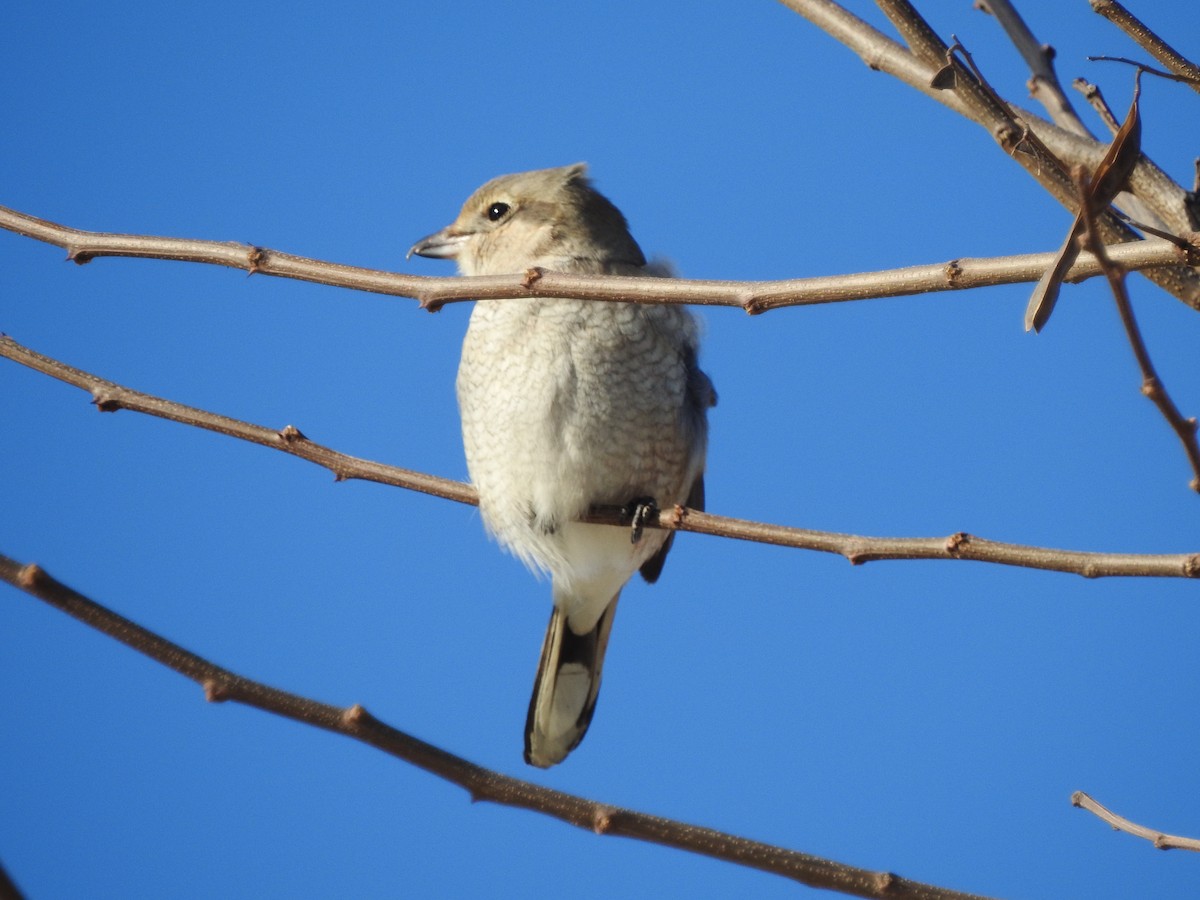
[487,202,510,221]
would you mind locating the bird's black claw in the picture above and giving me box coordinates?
[624,496,658,545]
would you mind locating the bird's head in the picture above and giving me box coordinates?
[408,163,645,276]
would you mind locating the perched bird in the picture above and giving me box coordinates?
[409,164,715,767]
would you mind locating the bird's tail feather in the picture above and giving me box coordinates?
[524,596,619,768]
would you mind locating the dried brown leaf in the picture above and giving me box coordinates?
[1025,73,1143,332]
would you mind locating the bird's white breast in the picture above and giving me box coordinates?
[456,295,701,594]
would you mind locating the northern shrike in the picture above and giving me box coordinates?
[410,164,714,767]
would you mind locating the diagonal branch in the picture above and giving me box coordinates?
[1071,792,1200,852]
[0,205,1193,315]
[1072,78,1122,134]
[1089,0,1200,93]
[873,0,1108,210]
[0,553,995,900]
[974,0,1091,137]
[3,335,1198,579]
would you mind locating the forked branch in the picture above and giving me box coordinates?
[974,0,1090,136]
[775,0,1200,309]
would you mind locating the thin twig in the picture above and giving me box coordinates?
[1111,210,1199,251]
[1089,55,1199,86]
[3,335,1198,579]
[1071,792,1200,852]
[0,205,1189,315]
[1089,0,1200,92]
[0,553,995,900]
[1074,169,1200,492]
[1072,78,1121,134]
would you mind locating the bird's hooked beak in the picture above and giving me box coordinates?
[407,226,470,261]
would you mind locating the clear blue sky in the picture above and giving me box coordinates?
[3,2,1199,897]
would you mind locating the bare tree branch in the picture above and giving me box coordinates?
[0,553,995,900]
[1033,121,1200,238]
[777,0,970,109]
[974,0,1090,136]
[775,0,1200,310]
[3,335,1198,579]
[1072,78,1122,133]
[1074,168,1200,491]
[872,0,1104,209]
[1071,792,1200,852]
[1089,0,1200,93]
[785,0,1192,240]
[977,0,1165,231]
[0,204,1191,315]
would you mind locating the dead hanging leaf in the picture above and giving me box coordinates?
[1025,71,1143,333]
